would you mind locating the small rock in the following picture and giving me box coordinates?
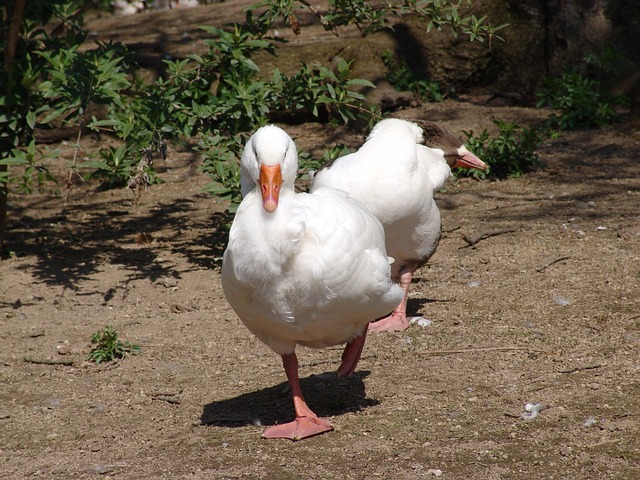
[521,402,546,420]
[552,295,571,306]
[410,317,432,327]
[57,345,72,355]
[559,446,572,457]
[427,468,443,477]
[87,464,106,474]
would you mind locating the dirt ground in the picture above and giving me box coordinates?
[1,3,639,480]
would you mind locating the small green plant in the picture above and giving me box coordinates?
[299,143,352,178]
[537,67,627,130]
[459,120,545,179]
[89,325,140,364]
[382,51,444,102]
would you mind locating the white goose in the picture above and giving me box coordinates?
[311,119,486,332]
[221,125,404,440]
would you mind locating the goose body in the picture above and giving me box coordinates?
[311,119,486,331]
[221,125,403,440]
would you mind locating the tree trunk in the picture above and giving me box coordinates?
[0,0,27,256]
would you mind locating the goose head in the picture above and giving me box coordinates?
[240,125,299,213]
[416,120,487,171]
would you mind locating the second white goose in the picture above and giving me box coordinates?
[311,118,486,332]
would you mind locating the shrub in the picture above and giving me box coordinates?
[1,0,505,251]
[381,51,444,102]
[537,67,627,130]
[459,120,545,179]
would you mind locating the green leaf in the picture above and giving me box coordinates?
[0,157,29,166]
[26,111,36,130]
[347,78,375,88]
[40,108,66,125]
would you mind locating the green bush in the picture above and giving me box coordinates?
[381,51,444,102]
[537,67,627,130]
[459,120,545,179]
[1,0,505,250]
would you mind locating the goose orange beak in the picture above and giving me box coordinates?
[454,146,487,170]
[259,164,282,213]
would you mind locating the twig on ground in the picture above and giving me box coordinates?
[536,255,570,273]
[23,356,74,366]
[417,346,550,356]
[558,364,603,374]
[577,322,602,333]
[491,201,534,210]
[614,412,640,419]
[461,227,517,247]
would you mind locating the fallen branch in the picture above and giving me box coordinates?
[461,227,517,247]
[417,346,550,356]
[558,364,603,374]
[536,256,570,273]
[24,356,74,366]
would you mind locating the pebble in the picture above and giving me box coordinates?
[410,317,433,327]
[521,402,546,420]
[552,295,571,306]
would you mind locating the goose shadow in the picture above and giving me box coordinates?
[200,370,377,428]
[407,297,449,317]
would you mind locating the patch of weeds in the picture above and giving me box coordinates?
[89,325,140,364]
[299,143,351,175]
[381,51,444,102]
[459,120,546,179]
[537,51,628,130]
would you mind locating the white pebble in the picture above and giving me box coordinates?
[552,295,571,306]
[521,402,546,420]
[410,317,432,327]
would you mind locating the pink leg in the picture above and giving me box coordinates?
[368,269,413,333]
[337,330,367,377]
[262,352,334,441]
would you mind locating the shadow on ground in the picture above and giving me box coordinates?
[200,371,378,428]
